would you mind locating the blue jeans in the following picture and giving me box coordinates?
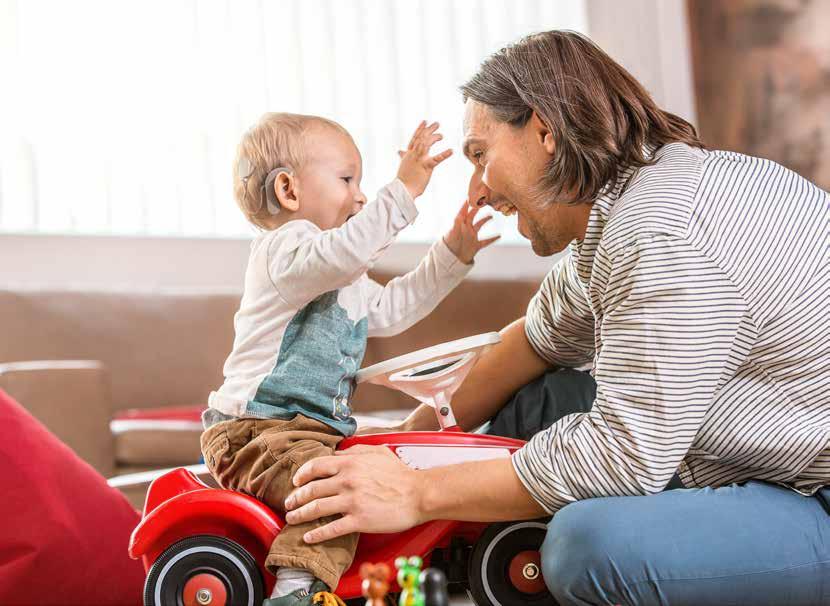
[485,369,830,605]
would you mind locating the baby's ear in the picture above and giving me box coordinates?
[274,171,300,212]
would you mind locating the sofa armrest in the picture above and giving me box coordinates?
[0,360,115,477]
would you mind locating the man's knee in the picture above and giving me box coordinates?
[541,499,628,605]
[487,368,597,440]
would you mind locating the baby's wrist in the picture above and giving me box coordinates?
[442,234,457,255]
[398,177,422,200]
[443,234,472,265]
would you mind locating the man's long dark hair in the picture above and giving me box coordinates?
[461,30,705,204]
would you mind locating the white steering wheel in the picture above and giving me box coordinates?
[356,332,501,429]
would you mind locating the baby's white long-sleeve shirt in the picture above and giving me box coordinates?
[205,179,471,436]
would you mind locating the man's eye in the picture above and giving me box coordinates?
[342,176,352,183]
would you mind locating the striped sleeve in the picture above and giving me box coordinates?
[524,253,596,367]
[513,234,752,513]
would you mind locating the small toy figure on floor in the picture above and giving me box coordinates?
[420,569,449,606]
[360,562,391,606]
[395,556,424,606]
[310,593,346,606]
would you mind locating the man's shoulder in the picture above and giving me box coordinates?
[601,143,706,254]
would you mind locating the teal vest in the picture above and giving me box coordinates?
[246,290,368,436]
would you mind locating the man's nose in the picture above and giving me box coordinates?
[468,171,491,207]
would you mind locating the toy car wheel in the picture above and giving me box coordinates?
[144,535,264,606]
[467,520,557,606]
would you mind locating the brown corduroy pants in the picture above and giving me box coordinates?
[200,414,357,589]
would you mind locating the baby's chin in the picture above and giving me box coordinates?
[324,213,358,230]
[343,210,362,224]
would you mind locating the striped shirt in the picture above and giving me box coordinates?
[512,142,829,514]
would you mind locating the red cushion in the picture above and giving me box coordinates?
[113,404,204,422]
[0,389,144,606]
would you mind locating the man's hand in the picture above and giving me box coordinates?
[396,121,453,199]
[444,200,501,264]
[284,444,424,544]
[285,445,547,543]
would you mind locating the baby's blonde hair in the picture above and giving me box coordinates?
[233,112,349,228]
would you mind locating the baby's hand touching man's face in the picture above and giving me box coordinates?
[443,200,501,265]
[396,121,453,200]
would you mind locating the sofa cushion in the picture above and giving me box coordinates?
[112,405,204,467]
[0,289,240,413]
[0,389,145,605]
[111,405,411,468]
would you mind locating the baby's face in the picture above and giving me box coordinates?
[295,126,367,231]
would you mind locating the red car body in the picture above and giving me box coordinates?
[129,430,526,600]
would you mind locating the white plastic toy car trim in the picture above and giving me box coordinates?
[356,332,501,430]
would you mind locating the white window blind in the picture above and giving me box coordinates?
[0,0,587,242]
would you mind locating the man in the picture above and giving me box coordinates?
[283,31,830,605]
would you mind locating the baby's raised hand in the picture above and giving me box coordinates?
[443,200,500,264]
[396,121,453,199]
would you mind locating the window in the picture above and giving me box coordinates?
[0,0,587,243]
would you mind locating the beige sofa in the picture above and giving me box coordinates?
[0,276,538,506]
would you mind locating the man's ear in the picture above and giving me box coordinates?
[273,171,300,212]
[529,111,555,155]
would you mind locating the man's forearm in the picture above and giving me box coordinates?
[402,317,551,432]
[416,457,547,523]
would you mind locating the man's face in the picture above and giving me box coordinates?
[462,100,589,256]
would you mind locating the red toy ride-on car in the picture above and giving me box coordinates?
[129,333,556,606]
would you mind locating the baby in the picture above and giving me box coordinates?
[200,112,497,606]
